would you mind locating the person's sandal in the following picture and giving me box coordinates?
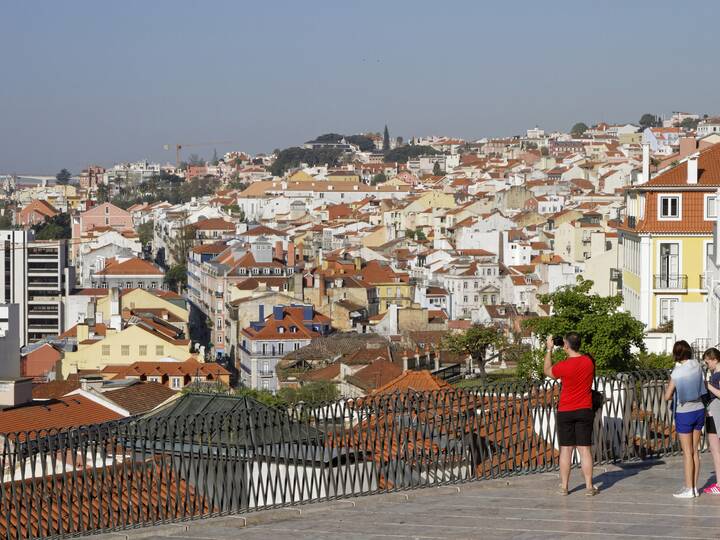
[585,486,599,497]
[558,484,569,496]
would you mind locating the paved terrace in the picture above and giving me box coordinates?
[97,456,720,540]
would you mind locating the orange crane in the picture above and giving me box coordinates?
[163,141,233,167]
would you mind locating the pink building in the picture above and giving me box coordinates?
[71,203,134,260]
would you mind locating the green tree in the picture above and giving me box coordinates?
[679,117,700,130]
[371,173,387,185]
[32,213,71,240]
[432,161,442,176]
[55,169,72,185]
[540,146,549,157]
[211,148,219,166]
[639,113,661,129]
[384,145,439,164]
[415,228,426,241]
[570,122,588,136]
[96,183,109,203]
[138,220,154,247]
[345,134,376,152]
[0,210,13,229]
[164,264,187,292]
[442,324,508,376]
[522,279,646,374]
[383,125,390,152]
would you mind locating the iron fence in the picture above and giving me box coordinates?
[0,370,692,539]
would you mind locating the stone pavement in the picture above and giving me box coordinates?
[96,456,720,540]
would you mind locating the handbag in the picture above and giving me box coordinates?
[592,389,604,412]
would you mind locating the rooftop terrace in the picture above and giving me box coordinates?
[95,456,720,539]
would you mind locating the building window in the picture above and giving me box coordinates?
[658,195,681,220]
[156,345,164,355]
[262,380,270,391]
[139,345,147,355]
[706,195,717,220]
[126,281,132,289]
[171,377,182,389]
[659,297,678,325]
[262,360,270,375]
[102,345,111,356]
[121,345,130,356]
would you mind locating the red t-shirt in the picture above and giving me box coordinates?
[552,355,594,412]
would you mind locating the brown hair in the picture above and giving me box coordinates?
[672,340,692,362]
[703,347,720,362]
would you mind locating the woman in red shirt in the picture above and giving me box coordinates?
[544,333,597,496]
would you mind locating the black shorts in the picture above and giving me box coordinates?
[557,408,594,447]
[707,416,717,435]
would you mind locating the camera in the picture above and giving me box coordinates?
[552,335,564,347]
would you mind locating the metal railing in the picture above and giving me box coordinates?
[0,370,691,539]
[653,274,688,290]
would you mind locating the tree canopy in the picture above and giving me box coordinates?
[55,169,72,185]
[371,173,387,185]
[164,263,187,293]
[32,213,71,240]
[270,147,342,176]
[522,279,646,375]
[137,220,154,246]
[383,125,390,152]
[442,324,507,376]
[570,122,588,136]
[383,145,439,164]
[679,117,700,130]
[639,113,662,129]
[432,161,442,176]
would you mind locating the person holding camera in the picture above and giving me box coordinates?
[544,333,598,496]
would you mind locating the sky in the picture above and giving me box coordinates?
[1,0,718,174]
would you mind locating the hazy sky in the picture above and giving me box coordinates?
[1,1,717,174]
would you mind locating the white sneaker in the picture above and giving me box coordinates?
[673,487,696,499]
[693,487,700,497]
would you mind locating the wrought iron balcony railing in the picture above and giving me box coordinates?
[653,274,687,290]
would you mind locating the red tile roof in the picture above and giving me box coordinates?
[94,257,163,276]
[192,217,236,231]
[644,143,720,187]
[373,370,451,395]
[0,395,123,434]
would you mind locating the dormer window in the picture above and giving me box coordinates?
[278,326,285,334]
[290,326,298,333]
[658,195,681,220]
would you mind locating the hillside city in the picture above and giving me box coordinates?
[0,112,718,430]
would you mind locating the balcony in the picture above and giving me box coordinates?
[653,274,687,291]
[627,216,636,229]
[700,273,709,292]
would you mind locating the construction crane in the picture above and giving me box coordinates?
[163,141,233,168]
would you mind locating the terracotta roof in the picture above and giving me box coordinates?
[373,370,451,395]
[104,359,229,381]
[0,395,123,434]
[299,362,342,382]
[192,217,236,231]
[102,382,178,415]
[243,225,287,236]
[2,460,207,539]
[94,257,163,276]
[645,143,720,186]
[32,377,81,400]
[192,242,228,254]
[625,190,713,234]
[347,359,403,392]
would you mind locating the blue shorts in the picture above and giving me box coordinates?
[676,409,705,434]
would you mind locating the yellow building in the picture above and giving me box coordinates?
[61,318,193,378]
[360,260,413,313]
[619,147,717,331]
[96,288,189,333]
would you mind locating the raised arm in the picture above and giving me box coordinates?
[544,335,556,379]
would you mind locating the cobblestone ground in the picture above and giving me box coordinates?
[96,457,720,540]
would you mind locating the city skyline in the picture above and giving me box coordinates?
[3,0,720,173]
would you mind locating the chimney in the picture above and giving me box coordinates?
[402,354,408,372]
[0,378,32,409]
[274,240,283,261]
[287,241,296,264]
[640,142,650,184]
[433,350,440,371]
[297,242,304,262]
[110,287,120,317]
[687,153,699,184]
[318,274,326,299]
[354,256,362,271]
[76,323,89,343]
[80,375,104,392]
[679,136,698,159]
